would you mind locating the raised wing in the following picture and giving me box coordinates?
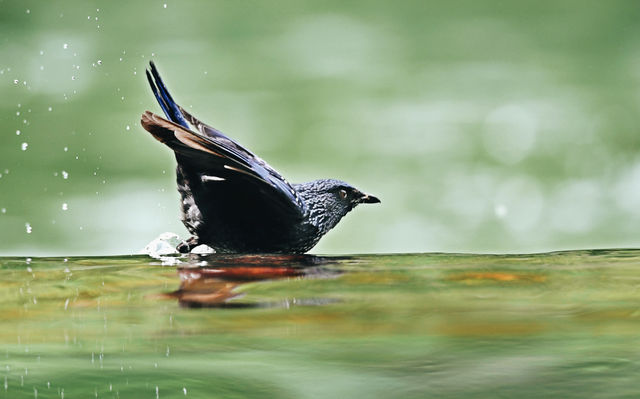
[142,61,306,218]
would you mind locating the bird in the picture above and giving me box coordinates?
[140,61,380,254]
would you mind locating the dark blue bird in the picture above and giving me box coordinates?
[140,61,380,254]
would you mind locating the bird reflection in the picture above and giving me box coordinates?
[162,254,343,308]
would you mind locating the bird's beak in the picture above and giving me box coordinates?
[358,192,381,204]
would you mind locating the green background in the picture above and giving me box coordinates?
[2,0,640,256]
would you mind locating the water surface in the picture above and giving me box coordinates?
[1,249,639,398]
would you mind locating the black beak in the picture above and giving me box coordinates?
[358,192,381,204]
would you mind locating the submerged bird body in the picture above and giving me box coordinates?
[174,163,322,253]
[141,62,379,254]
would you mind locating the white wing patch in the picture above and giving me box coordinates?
[201,175,226,182]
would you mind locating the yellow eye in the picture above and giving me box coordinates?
[339,189,348,199]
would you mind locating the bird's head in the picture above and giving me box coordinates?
[296,179,380,234]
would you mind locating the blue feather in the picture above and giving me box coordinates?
[147,61,189,128]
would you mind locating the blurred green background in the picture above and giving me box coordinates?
[1,0,640,256]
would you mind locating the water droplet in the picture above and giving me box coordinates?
[16,130,20,135]
[63,146,68,152]
[1,209,6,214]
[163,3,167,8]
[62,203,68,211]
[97,60,102,65]
[71,76,76,81]
[48,107,52,112]
[183,387,187,395]
[26,9,30,14]
[62,170,69,179]
[25,223,32,234]
[125,125,130,131]
[63,43,68,49]
[21,143,28,151]
[39,50,44,55]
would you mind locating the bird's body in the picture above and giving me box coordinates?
[140,62,379,254]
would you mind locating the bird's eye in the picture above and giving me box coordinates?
[339,189,348,200]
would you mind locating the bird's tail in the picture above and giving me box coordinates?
[146,61,190,129]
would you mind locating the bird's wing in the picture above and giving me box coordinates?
[141,111,306,218]
[175,105,307,212]
[142,61,309,218]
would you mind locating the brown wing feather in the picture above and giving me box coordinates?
[141,111,223,157]
[141,111,272,186]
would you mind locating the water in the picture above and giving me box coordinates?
[1,249,640,398]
